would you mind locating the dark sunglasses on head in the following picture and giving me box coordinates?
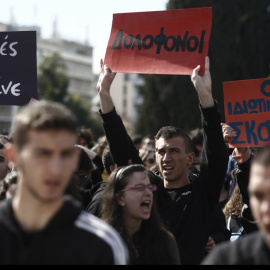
[147,158,155,164]
[74,173,88,181]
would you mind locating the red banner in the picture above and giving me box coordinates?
[223,78,270,148]
[104,8,212,75]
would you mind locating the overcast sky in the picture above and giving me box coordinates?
[0,0,168,73]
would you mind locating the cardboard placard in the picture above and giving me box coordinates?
[223,78,270,148]
[104,8,212,75]
[0,31,37,105]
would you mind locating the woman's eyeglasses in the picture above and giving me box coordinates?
[121,184,157,192]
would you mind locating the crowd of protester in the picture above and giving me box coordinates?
[0,55,269,265]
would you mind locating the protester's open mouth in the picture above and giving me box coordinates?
[163,165,174,173]
[141,200,151,211]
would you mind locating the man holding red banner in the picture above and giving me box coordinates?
[88,56,228,265]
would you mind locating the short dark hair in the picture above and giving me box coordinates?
[78,127,95,149]
[102,147,115,175]
[11,100,79,149]
[155,126,194,153]
[189,128,203,157]
[251,144,270,167]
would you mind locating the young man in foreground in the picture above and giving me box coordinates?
[0,100,129,265]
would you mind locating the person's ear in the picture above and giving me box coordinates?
[187,152,196,166]
[109,164,115,173]
[117,195,125,207]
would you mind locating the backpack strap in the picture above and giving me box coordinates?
[227,215,244,233]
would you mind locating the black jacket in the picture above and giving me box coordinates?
[0,196,129,265]
[201,231,270,265]
[88,103,228,265]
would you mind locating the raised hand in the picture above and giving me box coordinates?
[191,56,214,108]
[221,123,250,158]
[221,123,237,143]
[97,59,116,114]
[96,59,116,94]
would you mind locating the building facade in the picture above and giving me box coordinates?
[37,35,94,103]
[0,21,95,134]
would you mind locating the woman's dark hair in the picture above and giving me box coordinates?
[102,147,115,175]
[223,169,243,221]
[101,164,178,265]
[11,100,79,150]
